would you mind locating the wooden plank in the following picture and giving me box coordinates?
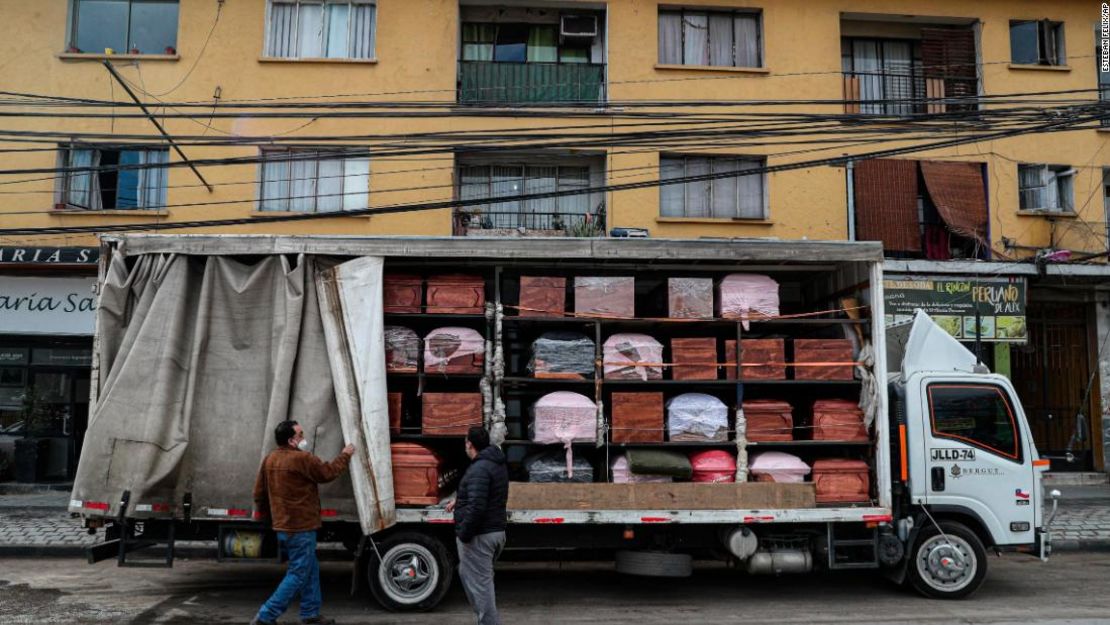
[507,482,815,511]
[843,76,860,115]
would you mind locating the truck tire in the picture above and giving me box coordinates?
[615,550,693,578]
[906,521,987,599]
[367,532,453,611]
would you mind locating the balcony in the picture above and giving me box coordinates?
[842,70,977,116]
[458,61,605,105]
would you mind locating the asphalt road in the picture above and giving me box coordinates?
[1,552,1109,625]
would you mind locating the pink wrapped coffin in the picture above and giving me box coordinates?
[603,333,663,380]
[532,391,597,445]
[532,391,597,479]
[690,450,736,483]
[750,451,811,484]
[717,274,780,329]
[423,327,485,374]
[610,455,672,484]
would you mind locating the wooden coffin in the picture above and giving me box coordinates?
[793,338,854,380]
[812,458,870,504]
[670,338,719,380]
[574,277,635,318]
[610,392,664,443]
[426,274,485,314]
[668,277,714,319]
[725,339,786,380]
[811,399,868,441]
[743,399,794,442]
[422,393,483,435]
[519,276,566,317]
[388,392,403,436]
[383,274,422,314]
[391,443,455,506]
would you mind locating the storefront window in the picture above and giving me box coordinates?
[32,348,92,367]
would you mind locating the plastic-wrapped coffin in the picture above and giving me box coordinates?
[689,450,736,483]
[423,326,485,374]
[384,325,420,373]
[717,274,780,328]
[574,277,635,318]
[529,332,595,379]
[667,393,729,442]
[531,391,597,479]
[743,399,794,441]
[812,399,868,441]
[524,449,594,483]
[750,451,811,484]
[603,333,663,380]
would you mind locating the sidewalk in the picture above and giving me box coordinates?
[1,482,1109,557]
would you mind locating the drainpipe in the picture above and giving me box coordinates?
[846,160,856,241]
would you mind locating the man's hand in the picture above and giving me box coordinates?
[445,498,456,513]
[342,444,355,456]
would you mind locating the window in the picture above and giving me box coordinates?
[461,22,596,64]
[658,9,761,68]
[59,146,168,210]
[69,0,179,54]
[258,149,370,213]
[1010,20,1065,65]
[841,38,922,116]
[266,0,376,59]
[928,384,1021,461]
[1018,164,1075,212]
[659,155,765,219]
[458,163,598,229]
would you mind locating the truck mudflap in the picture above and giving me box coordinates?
[1036,527,1051,561]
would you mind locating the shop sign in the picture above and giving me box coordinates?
[0,247,98,265]
[0,276,97,336]
[884,275,1027,342]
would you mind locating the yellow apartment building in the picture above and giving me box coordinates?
[0,0,1108,479]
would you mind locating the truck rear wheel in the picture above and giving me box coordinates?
[367,532,453,611]
[907,521,987,599]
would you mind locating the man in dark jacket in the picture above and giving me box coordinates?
[447,426,508,625]
[251,420,354,625]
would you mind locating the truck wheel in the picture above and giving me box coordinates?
[367,532,453,611]
[907,521,987,599]
[615,550,693,578]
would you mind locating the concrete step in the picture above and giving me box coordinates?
[1044,472,1108,486]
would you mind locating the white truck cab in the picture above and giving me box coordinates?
[888,311,1053,597]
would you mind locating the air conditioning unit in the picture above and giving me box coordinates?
[560,15,598,37]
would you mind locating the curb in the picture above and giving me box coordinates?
[0,483,73,496]
[1050,538,1110,553]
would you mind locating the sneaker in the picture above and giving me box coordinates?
[301,617,337,625]
[250,618,277,625]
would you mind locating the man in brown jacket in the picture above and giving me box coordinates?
[251,420,354,625]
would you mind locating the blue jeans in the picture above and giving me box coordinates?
[257,530,321,622]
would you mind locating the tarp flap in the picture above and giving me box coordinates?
[72,253,355,520]
[920,160,988,241]
[853,159,921,252]
[316,257,395,534]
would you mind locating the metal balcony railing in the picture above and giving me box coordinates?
[456,210,604,235]
[842,70,978,115]
[458,61,606,105]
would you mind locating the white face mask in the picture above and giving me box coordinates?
[296,439,309,451]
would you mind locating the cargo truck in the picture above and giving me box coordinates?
[70,235,1056,608]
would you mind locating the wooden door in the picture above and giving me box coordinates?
[1010,302,1096,470]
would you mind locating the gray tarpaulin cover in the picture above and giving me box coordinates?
[70,252,359,523]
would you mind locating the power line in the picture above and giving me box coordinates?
[1,107,1104,236]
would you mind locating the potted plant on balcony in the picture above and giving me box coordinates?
[13,386,54,482]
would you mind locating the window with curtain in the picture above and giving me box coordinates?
[267,0,376,59]
[1018,164,1075,212]
[258,149,370,213]
[659,155,765,219]
[457,164,596,229]
[1010,20,1065,66]
[461,22,594,64]
[60,146,169,210]
[841,38,923,115]
[658,9,761,67]
[69,0,179,55]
